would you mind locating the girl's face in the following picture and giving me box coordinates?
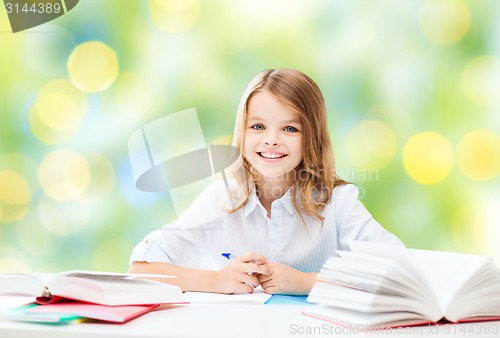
[244,90,303,184]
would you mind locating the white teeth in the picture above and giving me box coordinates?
[260,152,285,159]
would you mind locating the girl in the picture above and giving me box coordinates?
[129,68,404,295]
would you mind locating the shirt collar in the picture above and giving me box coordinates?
[244,187,296,217]
[243,189,261,217]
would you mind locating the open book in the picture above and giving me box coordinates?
[305,241,500,329]
[0,270,187,306]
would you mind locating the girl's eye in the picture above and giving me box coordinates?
[251,124,264,130]
[284,126,298,132]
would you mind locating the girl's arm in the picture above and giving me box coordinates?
[129,252,272,294]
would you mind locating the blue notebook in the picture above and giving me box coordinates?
[0,303,83,324]
[265,294,314,306]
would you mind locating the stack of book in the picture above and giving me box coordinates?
[305,241,500,329]
[0,270,187,323]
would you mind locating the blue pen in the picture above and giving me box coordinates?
[221,253,261,265]
[221,253,236,260]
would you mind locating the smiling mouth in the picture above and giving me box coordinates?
[258,152,287,159]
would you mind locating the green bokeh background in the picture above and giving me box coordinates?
[0,0,499,273]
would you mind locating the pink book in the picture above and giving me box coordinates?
[27,302,159,323]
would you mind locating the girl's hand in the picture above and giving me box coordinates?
[211,252,272,294]
[257,263,317,295]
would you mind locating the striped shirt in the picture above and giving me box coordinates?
[129,181,404,272]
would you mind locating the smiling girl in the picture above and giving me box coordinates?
[129,68,404,295]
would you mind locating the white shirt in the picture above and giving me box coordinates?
[129,181,404,272]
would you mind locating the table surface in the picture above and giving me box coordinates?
[1,297,500,338]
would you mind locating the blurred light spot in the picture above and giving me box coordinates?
[35,80,87,131]
[403,132,454,184]
[30,79,87,145]
[224,4,271,49]
[85,153,116,201]
[149,0,200,33]
[39,150,90,201]
[92,238,135,272]
[457,129,500,181]
[470,200,500,262]
[0,154,38,224]
[38,201,66,237]
[0,258,30,273]
[224,0,317,49]
[30,108,77,145]
[345,119,397,169]
[368,105,413,139]
[67,41,119,93]
[461,55,500,107]
[0,248,30,273]
[0,170,31,223]
[0,153,38,187]
[420,0,470,45]
[36,93,82,131]
[0,171,31,205]
[16,212,62,257]
[450,203,479,252]
[38,195,90,236]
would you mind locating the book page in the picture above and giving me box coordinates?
[56,270,176,280]
[346,241,428,287]
[304,304,431,329]
[47,271,186,306]
[445,276,500,320]
[0,273,52,296]
[307,281,428,315]
[333,250,439,315]
[408,249,492,316]
[347,242,492,315]
[184,286,271,304]
[331,253,425,295]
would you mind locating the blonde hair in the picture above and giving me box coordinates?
[228,68,347,223]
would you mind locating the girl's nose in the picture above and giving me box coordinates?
[264,130,279,146]
[265,140,278,146]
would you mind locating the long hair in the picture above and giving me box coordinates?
[227,68,347,223]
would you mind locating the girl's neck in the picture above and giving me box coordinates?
[254,172,294,217]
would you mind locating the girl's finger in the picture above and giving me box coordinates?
[237,251,268,265]
[241,274,260,288]
[244,263,272,275]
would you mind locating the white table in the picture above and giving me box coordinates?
[1,297,499,338]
